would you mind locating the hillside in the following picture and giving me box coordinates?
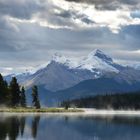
[61,91,140,110]
[37,77,140,106]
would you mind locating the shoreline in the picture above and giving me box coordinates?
[0,107,83,113]
[1,108,140,117]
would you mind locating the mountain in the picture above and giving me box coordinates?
[22,61,96,91]
[52,78,129,103]
[5,49,140,92]
[4,49,140,106]
[77,49,123,72]
[19,49,126,91]
[4,72,31,83]
[53,77,140,102]
[36,76,140,106]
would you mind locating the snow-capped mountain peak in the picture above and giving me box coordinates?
[51,52,77,68]
[52,53,68,64]
[78,49,118,72]
[88,49,113,63]
[88,49,103,56]
[43,50,120,74]
[5,49,140,93]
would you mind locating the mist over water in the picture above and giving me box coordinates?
[0,113,140,140]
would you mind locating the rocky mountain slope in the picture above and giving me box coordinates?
[5,49,140,106]
[18,49,127,91]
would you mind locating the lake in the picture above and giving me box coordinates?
[0,113,140,140]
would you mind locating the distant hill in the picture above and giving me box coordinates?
[53,77,140,102]
[30,77,140,106]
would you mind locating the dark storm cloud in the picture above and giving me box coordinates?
[55,11,72,18]
[65,0,140,10]
[55,9,95,25]
[65,0,139,6]
[81,17,94,24]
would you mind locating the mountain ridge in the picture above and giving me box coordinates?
[4,49,140,93]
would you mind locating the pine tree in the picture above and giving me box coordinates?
[9,77,20,107]
[3,80,10,106]
[20,87,26,107]
[0,74,4,104]
[32,85,40,109]
[0,74,9,105]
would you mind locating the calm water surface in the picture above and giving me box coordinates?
[0,113,140,140]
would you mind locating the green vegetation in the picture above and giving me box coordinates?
[20,87,26,107]
[61,92,140,110]
[0,74,9,105]
[0,107,83,113]
[0,73,40,108]
[0,73,82,113]
[32,86,41,109]
[1,72,140,112]
[9,77,21,106]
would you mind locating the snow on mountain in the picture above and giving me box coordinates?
[89,49,113,63]
[52,53,77,69]
[4,72,31,83]
[5,49,134,92]
[21,49,125,91]
[51,49,122,73]
[52,53,68,64]
[3,49,140,106]
[77,49,119,72]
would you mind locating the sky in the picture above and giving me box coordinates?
[0,0,140,75]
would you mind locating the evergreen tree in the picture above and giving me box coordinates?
[3,80,10,106]
[20,87,26,107]
[9,77,20,107]
[32,86,41,109]
[0,74,9,105]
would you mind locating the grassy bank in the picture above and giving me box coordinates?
[0,107,83,113]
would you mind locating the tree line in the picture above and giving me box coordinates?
[61,91,140,110]
[0,73,41,108]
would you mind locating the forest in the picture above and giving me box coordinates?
[61,92,140,110]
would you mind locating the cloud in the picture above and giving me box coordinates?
[65,0,140,10]
[0,0,43,19]
[1,0,140,33]
[30,0,140,33]
[0,0,140,74]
